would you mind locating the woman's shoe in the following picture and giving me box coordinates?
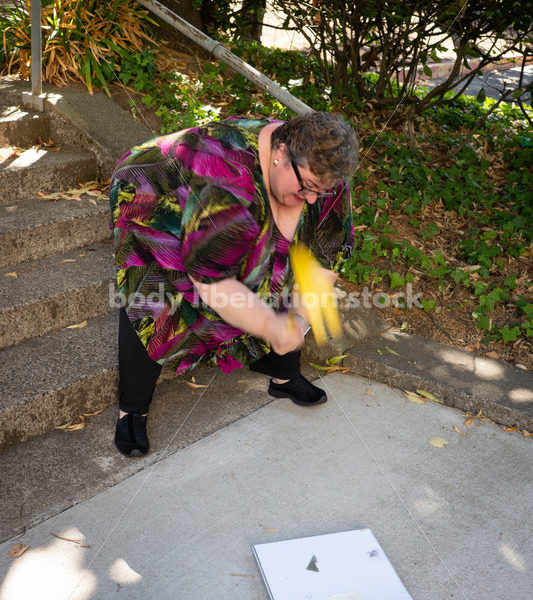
[114,412,149,457]
[268,374,327,406]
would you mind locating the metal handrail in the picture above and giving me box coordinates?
[31,0,42,97]
[21,0,43,110]
[136,0,313,116]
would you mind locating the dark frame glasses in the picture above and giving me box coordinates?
[289,155,337,199]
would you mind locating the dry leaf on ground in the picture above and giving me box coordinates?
[67,320,87,329]
[404,390,426,404]
[185,380,208,389]
[326,365,350,374]
[82,407,105,417]
[3,272,17,277]
[263,528,280,536]
[55,415,85,431]
[50,533,81,544]
[429,436,449,448]
[8,543,29,558]
[454,424,466,435]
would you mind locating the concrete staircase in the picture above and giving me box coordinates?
[0,80,153,451]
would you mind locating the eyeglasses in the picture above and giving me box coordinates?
[289,155,337,200]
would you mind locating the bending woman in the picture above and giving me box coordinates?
[110,111,358,456]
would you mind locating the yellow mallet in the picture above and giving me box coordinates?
[289,242,342,346]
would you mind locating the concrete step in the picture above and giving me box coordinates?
[0,309,180,452]
[0,195,110,268]
[0,311,121,451]
[0,105,50,146]
[0,146,96,204]
[0,241,115,350]
[0,365,276,542]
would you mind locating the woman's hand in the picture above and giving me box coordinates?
[265,312,306,355]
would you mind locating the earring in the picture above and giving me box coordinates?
[273,159,279,166]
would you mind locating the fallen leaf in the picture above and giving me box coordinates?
[485,351,499,359]
[464,418,474,426]
[185,380,208,389]
[523,431,532,437]
[327,354,348,365]
[385,346,400,356]
[81,407,105,417]
[50,533,81,544]
[404,390,426,404]
[416,390,442,403]
[309,362,331,370]
[326,365,350,374]
[56,415,85,431]
[230,573,255,578]
[60,259,76,263]
[8,544,29,558]
[3,272,17,277]
[429,436,448,448]
[503,426,519,433]
[454,424,466,435]
[366,388,377,396]
[464,345,475,352]
[67,320,87,329]
[263,528,280,536]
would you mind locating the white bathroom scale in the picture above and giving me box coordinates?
[252,528,413,600]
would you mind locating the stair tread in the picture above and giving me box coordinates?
[0,194,109,234]
[0,241,115,311]
[0,145,94,173]
[0,311,119,411]
[0,105,43,124]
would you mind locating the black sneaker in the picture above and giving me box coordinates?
[114,412,149,457]
[268,374,327,407]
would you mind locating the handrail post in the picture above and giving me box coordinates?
[22,0,45,111]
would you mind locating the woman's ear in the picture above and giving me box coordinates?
[277,143,288,162]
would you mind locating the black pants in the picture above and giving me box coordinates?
[118,307,301,414]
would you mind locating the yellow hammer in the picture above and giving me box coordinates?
[290,243,341,346]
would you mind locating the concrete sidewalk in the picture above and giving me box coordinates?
[0,373,531,600]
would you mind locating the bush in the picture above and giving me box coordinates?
[0,0,157,96]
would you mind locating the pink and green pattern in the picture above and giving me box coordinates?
[110,117,354,374]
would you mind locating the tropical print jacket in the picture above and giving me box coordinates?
[109,117,354,374]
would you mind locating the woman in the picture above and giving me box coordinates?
[110,111,358,457]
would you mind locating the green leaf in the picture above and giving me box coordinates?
[385,346,400,356]
[389,272,405,289]
[327,354,348,365]
[417,390,443,403]
[88,53,111,97]
[423,65,432,77]
[500,326,520,344]
[83,54,92,94]
[476,88,486,103]
[309,362,331,370]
